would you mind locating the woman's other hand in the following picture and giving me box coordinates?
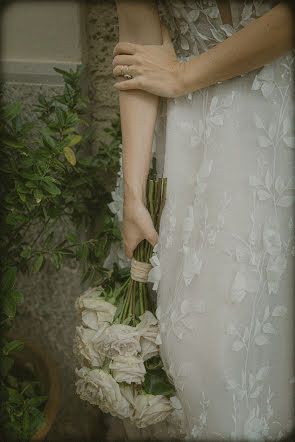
[122,198,159,259]
[112,23,185,98]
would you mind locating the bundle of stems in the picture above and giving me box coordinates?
[117,157,167,326]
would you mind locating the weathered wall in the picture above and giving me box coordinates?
[85,0,120,147]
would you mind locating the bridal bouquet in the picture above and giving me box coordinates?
[73,158,183,429]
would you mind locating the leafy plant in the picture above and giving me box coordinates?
[0,63,125,440]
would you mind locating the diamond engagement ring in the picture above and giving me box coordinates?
[122,65,133,80]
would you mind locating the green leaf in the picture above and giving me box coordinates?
[2,138,25,148]
[66,232,77,243]
[23,407,31,440]
[5,212,29,225]
[52,254,60,270]
[20,172,42,180]
[20,247,32,258]
[40,130,57,149]
[53,66,72,78]
[81,267,91,283]
[2,294,17,318]
[0,356,14,377]
[32,255,44,274]
[42,181,61,195]
[64,146,76,166]
[76,62,86,77]
[143,370,175,396]
[4,339,24,355]
[2,102,22,120]
[26,395,48,408]
[8,387,24,405]
[44,231,54,248]
[1,266,17,291]
[12,289,24,304]
[2,289,24,318]
[18,192,26,203]
[33,189,44,200]
[7,374,18,388]
[66,134,82,147]
[56,107,65,126]
[81,243,89,263]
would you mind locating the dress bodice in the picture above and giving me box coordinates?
[157,0,282,61]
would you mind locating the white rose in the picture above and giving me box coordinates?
[92,323,141,358]
[140,326,159,361]
[75,366,133,418]
[131,393,173,428]
[75,286,117,329]
[75,366,120,410]
[136,311,160,361]
[116,383,137,419]
[73,324,108,367]
[110,354,146,384]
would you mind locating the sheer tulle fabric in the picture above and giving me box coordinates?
[124,1,295,440]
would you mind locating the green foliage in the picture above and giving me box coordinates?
[0,62,124,440]
[0,340,48,442]
[143,357,176,396]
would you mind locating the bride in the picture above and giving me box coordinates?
[112,0,295,440]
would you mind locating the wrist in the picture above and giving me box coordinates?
[124,180,146,205]
[176,59,198,97]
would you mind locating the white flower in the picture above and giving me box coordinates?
[73,324,108,367]
[263,216,281,256]
[148,243,162,291]
[75,366,123,414]
[136,311,160,360]
[110,354,146,384]
[75,286,117,329]
[92,323,141,358]
[117,383,137,418]
[76,366,134,418]
[131,393,173,428]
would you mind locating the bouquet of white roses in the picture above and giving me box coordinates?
[73,158,184,429]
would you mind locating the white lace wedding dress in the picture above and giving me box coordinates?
[143,0,295,440]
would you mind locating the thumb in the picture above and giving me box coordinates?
[160,23,172,46]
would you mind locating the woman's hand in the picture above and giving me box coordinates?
[112,24,185,98]
[122,198,159,259]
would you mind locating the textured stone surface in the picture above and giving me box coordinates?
[85,0,120,153]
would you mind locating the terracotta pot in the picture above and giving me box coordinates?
[6,333,61,441]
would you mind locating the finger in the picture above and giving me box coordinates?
[113,42,138,56]
[146,230,159,248]
[114,77,143,91]
[160,23,172,45]
[112,54,135,67]
[126,247,133,259]
[113,65,137,78]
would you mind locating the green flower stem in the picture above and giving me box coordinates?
[118,284,129,323]
[139,282,144,316]
[123,283,132,321]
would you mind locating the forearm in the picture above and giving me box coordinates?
[182,2,295,94]
[115,0,162,204]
